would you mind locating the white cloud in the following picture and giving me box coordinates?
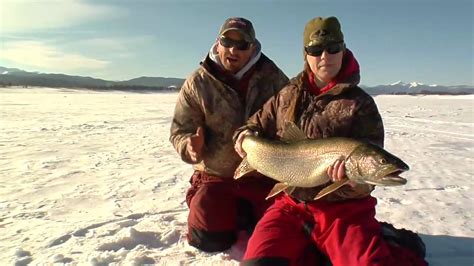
[76,38,129,52]
[0,41,109,72]
[69,35,159,60]
[76,36,157,51]
[0,0,126,32]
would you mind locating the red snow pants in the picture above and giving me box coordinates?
[243,194,428,266]
[185,170,275,252]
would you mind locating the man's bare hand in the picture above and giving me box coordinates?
[186,127,204,163]
[234,129,255,158]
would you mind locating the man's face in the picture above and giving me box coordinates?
[216,30,255,74]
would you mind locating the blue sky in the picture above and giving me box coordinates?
[1,0,472,86]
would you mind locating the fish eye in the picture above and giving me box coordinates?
[380,158,387,164]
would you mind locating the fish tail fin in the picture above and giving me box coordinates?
[234,157,255,179]
[314,179,350,200]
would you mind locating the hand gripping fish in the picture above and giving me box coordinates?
[234,122,409,200]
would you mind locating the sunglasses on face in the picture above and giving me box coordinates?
[219,37,252,51]
[305,43,344,57]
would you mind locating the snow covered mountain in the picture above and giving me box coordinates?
[361,81,473,95]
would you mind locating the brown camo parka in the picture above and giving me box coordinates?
[170,54,289,178]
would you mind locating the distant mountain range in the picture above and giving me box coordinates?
[0,66,472,95]
[361,81,473,95]
[0,66,184,92]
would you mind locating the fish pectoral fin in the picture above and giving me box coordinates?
[284,186,296,195]
[265,183,289,200]
[314,179,350,200]
[234,157,256,179]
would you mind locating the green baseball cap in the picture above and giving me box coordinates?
[304,16,344,47]
[219,17,256,43]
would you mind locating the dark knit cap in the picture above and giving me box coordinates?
[303,16,344,47]
[219,17,256,43]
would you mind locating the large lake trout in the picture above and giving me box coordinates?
[234,122,409,200]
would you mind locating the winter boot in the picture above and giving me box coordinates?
[380,222,426,258]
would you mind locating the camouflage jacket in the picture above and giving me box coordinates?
[170,54,289,177]
[237,70,385,202]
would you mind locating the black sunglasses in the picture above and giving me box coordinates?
[305,43,344,57]
[219,37,252,51]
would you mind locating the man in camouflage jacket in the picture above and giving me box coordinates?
[169,17,288,252]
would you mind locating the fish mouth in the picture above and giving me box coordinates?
[367,170,408,186]
[381,170,408,185]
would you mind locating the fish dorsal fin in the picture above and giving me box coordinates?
[265,183,289,200]
[314,179,350,200]
[234,157,256,179]
[280,121,307,142]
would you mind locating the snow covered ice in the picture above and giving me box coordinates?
[0,87,472,265]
